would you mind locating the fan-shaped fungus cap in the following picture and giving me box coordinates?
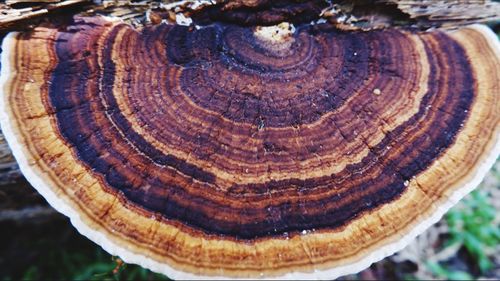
[0,15,499,279]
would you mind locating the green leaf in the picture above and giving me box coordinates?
[446,270,474,280]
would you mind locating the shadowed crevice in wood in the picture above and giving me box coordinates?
[190,0,329,26]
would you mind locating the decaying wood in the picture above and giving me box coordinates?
[384,0,500,22]
[0,0,93,30]
[0,129,21,185]
[0,0,183,30]
[0,0,498,30]
[320,0,500,30]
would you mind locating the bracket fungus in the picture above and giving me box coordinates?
[0,8,499,280]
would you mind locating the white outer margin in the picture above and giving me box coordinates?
[0,26,499,280]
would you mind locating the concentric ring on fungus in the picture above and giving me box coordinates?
[0,14,499,279]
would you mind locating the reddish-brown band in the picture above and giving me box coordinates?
[1,17,498,278]
[45,19,473,238]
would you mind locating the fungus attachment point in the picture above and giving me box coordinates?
[254,22,296,53]
[254,22,295,42]
[0,16,499,280]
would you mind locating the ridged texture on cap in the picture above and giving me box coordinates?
[0,16,498,279]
